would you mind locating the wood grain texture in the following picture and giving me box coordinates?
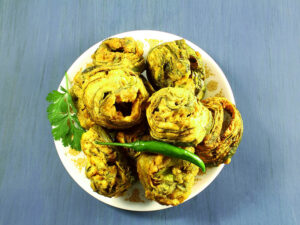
[0,0,299,224]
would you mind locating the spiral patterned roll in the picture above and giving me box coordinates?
[146,87,212,145]
[81,125,134,197]
[147,39,206,100]
[137,147,199,206]
[82,69,149,129]
[92,37,145,74]
[70,65,106,98]
[195,97,243,166]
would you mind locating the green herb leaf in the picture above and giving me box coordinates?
[46,73,85,151]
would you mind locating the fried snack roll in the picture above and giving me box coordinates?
[70,66,109,129]
[73,66,107,91]
[195,97,243,166]
[92,37,145,74]
[82,69,149,129]
[146,87,212,145]
[147,39,206,99]
[116,122,152,159]
[74,98,95,129]
[137,147,199,206]
[81,125,134,197]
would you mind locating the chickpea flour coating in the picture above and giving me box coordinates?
[92,37,145,74]
[146,87,212,145]
[82,69,149,129]
[196,97,243,166]
[147,39,206,100]
[70,66,150,130]
[137,147,199,206]
[81,125,134,197]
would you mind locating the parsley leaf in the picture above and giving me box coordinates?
[46,73,85,151]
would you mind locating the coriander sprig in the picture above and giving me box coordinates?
[46,73,85,151]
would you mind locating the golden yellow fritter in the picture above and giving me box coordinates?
[70,66,109,129]
[137,147,199,206]
[147,39,206,99]
[81,69,149,129]
[70,65,150,130]
[146,87,212,145]
[195,97,243,166]
[81,125,134,197]
[74,98,95,129]
[92,37,145,74]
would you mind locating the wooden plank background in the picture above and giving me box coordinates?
[0,0,299,224]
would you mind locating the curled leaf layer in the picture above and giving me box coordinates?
[147,39,206,99]
[81,69,149,129]
[70,66,109,129]
[92,37,145,74]
[146,87,212,145]
[195,97,243,166]
[137,147,199,206]
[81,125,134,197]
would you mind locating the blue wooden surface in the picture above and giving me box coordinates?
[0,0,299,224]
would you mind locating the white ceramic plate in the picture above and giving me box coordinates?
[54,30,235,211]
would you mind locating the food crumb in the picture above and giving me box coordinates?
[215,89,225,97]
[204,64,215,78]
[71,158,87,172]
[194,177,201,182]
[125,188,144,203]
[206,80,218,91]
[68,148,81,156]
[224,158,231,164]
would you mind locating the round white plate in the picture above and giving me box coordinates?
[54,30,235,211]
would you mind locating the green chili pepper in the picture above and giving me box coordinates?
[95,140,205,172]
